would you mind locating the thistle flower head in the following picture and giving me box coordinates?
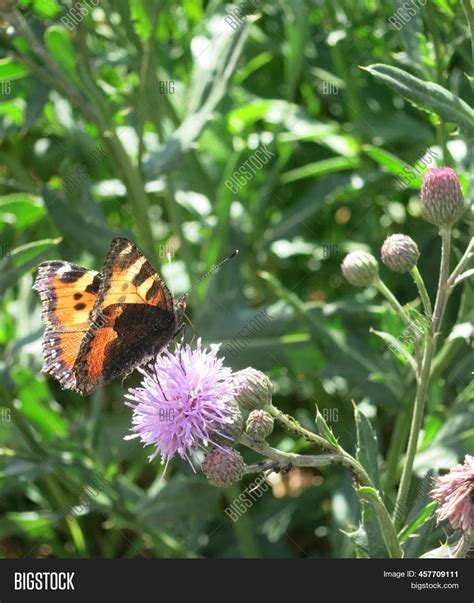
[420,167,464,227]
[125,339,236,468]
[202,447,245,487]
[233,367,273,410]
[381,234,419,273]
[341,251,379,287]
[431,454,474,537]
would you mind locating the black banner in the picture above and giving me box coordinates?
[0,559,471,602]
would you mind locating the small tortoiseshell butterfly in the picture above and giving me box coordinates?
[33,237,187,396]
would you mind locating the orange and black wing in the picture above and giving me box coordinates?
[33,261,102,391]
[73,238,177,395]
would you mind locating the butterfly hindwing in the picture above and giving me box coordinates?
[33,262,102,390]
[74,303,177,395]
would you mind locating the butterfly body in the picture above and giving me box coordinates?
[34,238,185,395]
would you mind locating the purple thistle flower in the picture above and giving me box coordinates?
[431,455,474,537]
[125,338,236,469]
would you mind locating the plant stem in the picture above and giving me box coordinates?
[376,278,413,330]
[393,335,434,528]
[241,424,402,558]
[240,433,347,469]
[266,405,374,488]
[393,227,452,528]
[410,266,432,317]
[432,227,452,337]
[447,237,474,290]
[376,277,421,363]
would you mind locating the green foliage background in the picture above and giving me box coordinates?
[0,0,472,558]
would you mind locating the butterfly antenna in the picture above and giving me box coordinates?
[183,249,239,297]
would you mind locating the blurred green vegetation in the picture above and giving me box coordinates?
[0,0,472,558]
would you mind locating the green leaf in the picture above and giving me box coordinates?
[364,64,474,138]
[0,512,55,540]
[398,501,436,543]
[0,238,62,293]
[0,193,45,231]
[280,157,360,184]
[362,145,422,188]
[354,404,381,489]
[0,58,29,82]
[45,27,79,84]
[315,406,340,449]
[370,328,417,372]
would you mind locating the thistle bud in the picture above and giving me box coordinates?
[202,447,245,487]
[381,234,419,273]
[212,400,244,446]
[420,168,464,227]
[246,410,274,441]
[233,368,273,410]
[341,251,378,287]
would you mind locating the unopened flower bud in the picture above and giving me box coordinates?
[341,251,378,287]
[381,234,419,273]
[421,167,464,227]
[202,447,245,487]
[233,368,273,410]
[212,400,244,446]
[246,410,274,441]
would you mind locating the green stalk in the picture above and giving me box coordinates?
[393,335,434,528]
[447,237,474,290]
[393,227,452,528]
[410,266,432,317]
[375,278,414,330]
[267,404,373,488]
[376,277,421,364]
[253,409,401,558]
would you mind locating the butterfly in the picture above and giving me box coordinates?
[33,237,187,396]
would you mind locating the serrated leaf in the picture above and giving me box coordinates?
[364,64,474,138]
[315,406,340,449]
[354,404,381,489]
